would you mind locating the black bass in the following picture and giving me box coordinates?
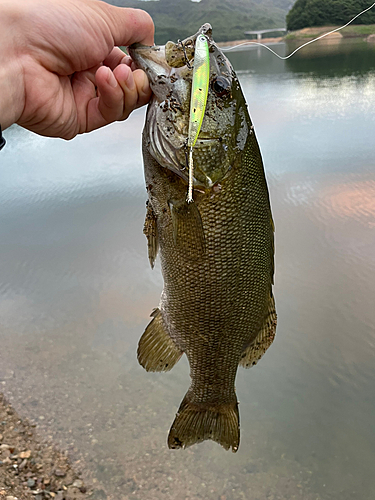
[129,24,276,453]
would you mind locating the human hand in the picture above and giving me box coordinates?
[0,0,154,139]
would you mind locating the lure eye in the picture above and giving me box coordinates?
[211,76,230,97]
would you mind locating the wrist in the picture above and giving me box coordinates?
[0,3,25,130]
[0,63,24,130]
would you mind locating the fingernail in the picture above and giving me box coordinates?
[107,69,117,88]
[122,55,132,66]
[125,71,135,91]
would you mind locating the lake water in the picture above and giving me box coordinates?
[0,38,374,500]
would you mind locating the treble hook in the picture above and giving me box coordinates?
[177,39,192,69]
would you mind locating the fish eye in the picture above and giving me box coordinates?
[211,76,230,97]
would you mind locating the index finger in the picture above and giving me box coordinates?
[100,6,155,47]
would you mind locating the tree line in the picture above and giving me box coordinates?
[286,0,375,31]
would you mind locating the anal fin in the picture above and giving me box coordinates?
[138,308,182,372]
[240,292,277,368]
[143,201,158,269]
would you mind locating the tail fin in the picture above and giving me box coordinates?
[167,394,240,452]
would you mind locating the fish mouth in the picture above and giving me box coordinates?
[128,45,170,83]
[128,23,213,82]
[129,24,231,190]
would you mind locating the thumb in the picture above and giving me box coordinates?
[96,5,155,47]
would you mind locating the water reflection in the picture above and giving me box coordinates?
[285,38,375,77]
[0,40,375,500]
[227,37,375,78]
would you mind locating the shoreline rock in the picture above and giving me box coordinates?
[0,393,92,500]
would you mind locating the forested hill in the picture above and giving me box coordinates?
[105,0,292,44]
[286,0,375,31]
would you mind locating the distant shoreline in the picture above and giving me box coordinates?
[285,23,375,41]
[218,24,375,49]
[217,37,283,49]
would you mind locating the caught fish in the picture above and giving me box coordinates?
[129,23,276,453]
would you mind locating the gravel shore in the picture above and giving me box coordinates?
[0,394,90,500]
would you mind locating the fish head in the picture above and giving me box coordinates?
[129,24,250,190]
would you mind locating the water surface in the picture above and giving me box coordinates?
[0,38,374,500]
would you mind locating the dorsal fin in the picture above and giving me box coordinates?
[143,201,159,269]
[240,292,277,368]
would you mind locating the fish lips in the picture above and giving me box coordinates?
[128,23,213,92]
[128,44,170,84]
[129,25,235,190]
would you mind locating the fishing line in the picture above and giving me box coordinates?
[222,2,375,60]
[185,3,374,200]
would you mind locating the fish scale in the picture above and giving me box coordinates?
[130,23,276,452]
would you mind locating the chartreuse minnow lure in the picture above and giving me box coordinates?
[186,34,210,203]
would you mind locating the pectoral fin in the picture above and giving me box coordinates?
[240,292,277,368]
[169,200,205,259]
[143,201,159,269]
[138,308,183,372]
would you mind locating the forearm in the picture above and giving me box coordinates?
[0,2,25,130]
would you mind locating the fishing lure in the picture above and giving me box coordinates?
[186,34,210,203]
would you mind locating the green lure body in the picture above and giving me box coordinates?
[188,34,210,147]
[187,34,210,201]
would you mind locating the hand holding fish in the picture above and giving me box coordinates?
[0,0,154,139]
